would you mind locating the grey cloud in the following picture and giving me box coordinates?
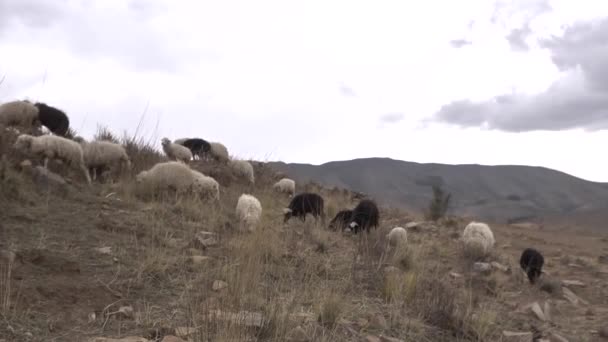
[0,0,67,32]
[506,23,532,51]
[380,112,404,124]
[449,39,472,48]
[339,84,357,97]
[431,16,608,132]
[490,0,552,51]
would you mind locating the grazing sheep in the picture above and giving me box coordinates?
[135,161,195,197]
[161,137,192,163]
[190,169,220,200]
[179,138,211,160]
[13,133,91,184]
[386,227,408,247]
[283,192,325,224]
[461,221,495,257]
[34,102,70,136]
[328,209,352,231]
[236,193,263,232]
[209,142,229,162]
[273,178,295,196]
[76,138,131,181]
[347,199,380,234]
[519,248,544,284]
[0,100,40,130]
[230,159,255,184]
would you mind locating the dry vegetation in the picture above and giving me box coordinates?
[1,126,607,342]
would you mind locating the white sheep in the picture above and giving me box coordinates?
[0,100,40,130]
[386,227,408,247]
[161,137,192,163]
[462,221,495,257]
[273,178,295,196]
[76,138,131,181]
[191,169,220,200]
[230,159,255,184]
[236,193,262,232]
[135,161,196,197]
[13,133,91,184]
[209,142,229,162]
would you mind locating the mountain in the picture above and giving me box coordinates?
[268,157,608,225]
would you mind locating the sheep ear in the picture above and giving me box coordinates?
[282,208,292,214]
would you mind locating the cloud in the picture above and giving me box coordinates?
[449,39,472,48]
[506,23,532,51]
[431,16,608,132]
[490,0,552,51]
[339,83,357,97]
[379,112,405,124]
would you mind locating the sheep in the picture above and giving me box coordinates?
[519,248,544,284]
[283,192,325,224]
[0,100,40,130]
[34,102,70,136]
[190,169,220,200]
[179,138,211,160]
[76,138,131,181]
[461,221,495,258]
[328,209,352,231]
[386,227,408,247]
[209,142,229,162]
[236,193,263,232]
[173,138,189,145]
[347,199,380,234]
[230,159,255,184]
[161,137,192,163]
[13,133,91,184]
[135,161,196,197]
[273,178,295,196]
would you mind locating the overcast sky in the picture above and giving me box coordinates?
[2,0,608,182]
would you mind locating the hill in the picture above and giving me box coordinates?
[268,158,608,226]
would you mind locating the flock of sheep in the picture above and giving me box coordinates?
[0,99,547,285]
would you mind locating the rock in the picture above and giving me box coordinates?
[502,330,533,341]
[161,336,186,342]
[192,231,219,250]
[287,326,309,341]
[379,335,404,342]
[190,255,212,265]
[88,337,149,342]
[117,305,134,319]
[449,271,463,279]
[94,247,112,255]
[599,327,608,338]
[561,280,586,287]
[490,261,509,272]
[212,280,228,291]
[473,262,492,274]
[370,314,388,330]
[88,312,97,323]
[550,332,569,342]
[366,336,381,342]
[207,310,264,328]
[562,287,589,306]
[530,302,547,321]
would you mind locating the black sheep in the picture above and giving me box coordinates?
[180,138,211,160]
[348,199,379,234]
[519,248,544,284]
[34,102,70,137]
[328,209,352,231]
[283,192,325,224]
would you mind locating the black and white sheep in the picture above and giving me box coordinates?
[283,192,325,224]
[179,138,211,160]
[13,133,91,184]
[273,178,295,196]
[161,137,192,163]
[75,137,131,181]
[236,193,263,232]
[0,100,40,130]
[461,221,495,257]
[33,102,70,136]
[347,199,380,234]
[519,248,544,284]
[328,209,353,231]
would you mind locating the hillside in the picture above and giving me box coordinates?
[268,158,608,226]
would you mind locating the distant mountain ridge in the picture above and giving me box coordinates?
[268,157,608,225]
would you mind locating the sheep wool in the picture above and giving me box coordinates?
[79,139,131,181]
[0,100,40,130]
[136,161,195,196]
[462,221,495,257]
[273,178,295,196]
[209,142,229,162]
[230,159,255,184]
[387,227,408,247]
[161,137,192,163]
[191,169,220,200]
[13,133,91,184]
[236,193,262,232]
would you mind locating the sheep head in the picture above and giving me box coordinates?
[161,137,171,147]
[13,134,33,152]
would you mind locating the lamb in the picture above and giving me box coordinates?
[75,138,131,181]
[461,221,495,257]
[161,137,192,163]
[283,192,325,224]
[13,133,91,184]
[135,161,196,197]
[519,248,544,284]
[190,169,220,200]
[273,178,295,196]
[179,138,211,160]
[328,209,352,231]
[209,142,229,162]
[34,102,70,136]
[0,100,40,130]
[386,227,408,247]
[347,199,380,234]
[230,159,255,184]
[236,193,263,232]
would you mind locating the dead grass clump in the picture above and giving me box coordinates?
[317,292,343,328]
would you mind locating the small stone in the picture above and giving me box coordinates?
[449,271,463,279]
[530,302,547,321]
[370,314,388,330]
[94,247,112,255]
[490,261,509,272]
[212,280,228,291]
[473,262,492,274]
[190,255,211,265]
[287,326,309,341]
[88,312,96,323]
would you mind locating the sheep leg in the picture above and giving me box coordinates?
[80,164,92,185]
[43,157,49,169]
